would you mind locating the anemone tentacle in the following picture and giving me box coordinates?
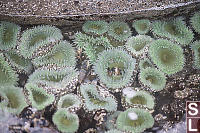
[132,19,151,34]
[191,40,200,69]
[139,58,153,70]
[190,11,200,34]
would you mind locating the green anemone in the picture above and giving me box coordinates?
[139,67,166,91]
[116,108,154,133]
[25,83,55,110]
[190,11,200,34]
[27,67,78,94]
[80,83,117,112]
[0,86,27,115]
[152,17,194,46]
[149,39,185,75]
[132,19,151,34]
[191,40,200,69]
[122,88,155,109]
[19,25,63,59]
[82,20,108,36]
[105,129,123,133]
[58,93,82,111]
[32,40,76,68]
[139,58,153,70]
[74,32,112,63]
[105,111,122,130]
[4,50,33,74]
[125,35,153,57]
[53,109,79,133]
[94,48,136,90]
[0,21,21,50]
[108,21,132,42]
[0,54,18,86]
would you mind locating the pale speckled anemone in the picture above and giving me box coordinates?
[152,17,194,46]
[139,58,153,70]
[105,129,123,133]
[190,11,200,34]
[82,20,108,36]
[32,40,76,68]
[79,83,117,112]
[139,67,166,91]
[108,21,132,42]
[27,67,79,95]
[57,93,82,112]
[19,25,63,59]
[0,21,21,51]
[52,109,79,133]
[74,32,112,63]
[116,108,154,133]
[0,54,18,86]
[122,88,155,109]
[191,40,200,69]
[132,19,151,34]
[149,39,185,75]
[94,48,136,91]
[125,35,153,57]
[4,50,33,74]
[25,83,55,110]
[0,86,27,115]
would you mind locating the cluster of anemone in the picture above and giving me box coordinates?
[149,39,185,75]
[116,108,154,133]
[94,48,136,91]
[152,17,194,46]
[125,35,153,57]
[122,87,155,109]
[25,83,55,110]
[0,54,18,86]
[32,40,76,68]
[107,21,132,44]
[82,20,108,36]
[27,67,79,95]
[4,50,33,74]
[190,11,200,34]
[0,21,21,51]
[0,86,27,115]
[18,25,63,59]
[79,83,117,112]
[191,40,200,69]
[74,32,112,63]
[132,19,151,34]
[139,67,166,91]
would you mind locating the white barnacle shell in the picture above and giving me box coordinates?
[122,87,137,98]
[128,111,138,120]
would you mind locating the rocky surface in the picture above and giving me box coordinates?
[0,0,200,26]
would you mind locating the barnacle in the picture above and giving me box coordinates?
[152,17,194,46]
[132,19,151,34]
[52,109,79,133]
[139,67,166,91]
[82,21,108,36]
[58,93,82,112]
[190,11,200,34]
[32,40,76,68]
[19,25,63,59]
[0,21,21,50]
[149,39,185,75]
[122,88,155,109]
[25,83,55,110]
[74,32,112,63]
[191,40,200,69]
[0,54,18,86]
[139,58,153,70]
[108,21,132,42]
[79,84,117,112]
[94,48,136,91]
[116,108,154,133]
[4,50,33,74]
[105,129,123,133]
[0,86,27,115]
[125,35,153,57]
[27,67,79,95]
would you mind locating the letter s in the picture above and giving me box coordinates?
[188,103,198,116]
